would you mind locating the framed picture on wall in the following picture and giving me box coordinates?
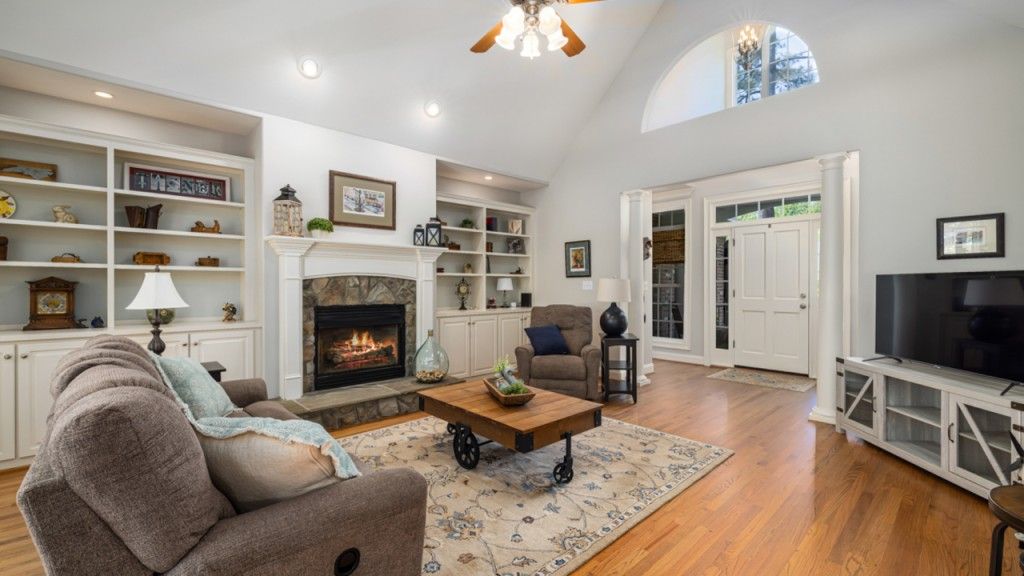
[936,213,1004,259]
[564,240,591,278]
[329,171,396,230]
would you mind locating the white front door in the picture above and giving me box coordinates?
[733,221,810,374]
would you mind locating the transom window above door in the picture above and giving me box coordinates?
[714,193,821,224]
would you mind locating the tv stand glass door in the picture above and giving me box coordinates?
[948,394,1014,490]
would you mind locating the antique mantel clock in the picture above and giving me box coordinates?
[456,278,471,311]
[24,277,78,331]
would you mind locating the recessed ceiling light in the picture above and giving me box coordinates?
[424,100,441,118]
[93,91,114,99]
[484,175,494,181]
[298,57,321,79]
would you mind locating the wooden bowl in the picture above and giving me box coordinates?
[484,377,535,407]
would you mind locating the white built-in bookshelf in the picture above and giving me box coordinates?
[0,116,258,333]
[434,195,534,312]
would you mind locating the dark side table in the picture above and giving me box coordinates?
[601,333,638,403]
[202,361,227,382]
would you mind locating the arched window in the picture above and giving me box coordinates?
[643,23,819,132]
[733,25,819,106]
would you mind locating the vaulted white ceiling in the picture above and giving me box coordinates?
[0,0,664,181]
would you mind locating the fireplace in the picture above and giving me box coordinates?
[314,304,406,390]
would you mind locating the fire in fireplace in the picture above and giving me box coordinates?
[314,304,406,390]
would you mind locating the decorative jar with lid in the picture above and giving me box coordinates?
[414,329,449,383]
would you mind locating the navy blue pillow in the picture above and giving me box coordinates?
[525,324,570,356]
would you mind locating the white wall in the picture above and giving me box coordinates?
[436,176,522,205]
[527,0,1024,358]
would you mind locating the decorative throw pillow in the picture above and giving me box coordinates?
[525,324,571,356]
[193,416,361,512]
[149,353,236,419]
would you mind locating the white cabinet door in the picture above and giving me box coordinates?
[127,333,190,359]
[0,345,15,462]
[948,393,1016,491]
[498,315,524,365]
[470,315,498,376]
[438,317,471,379]
[17,339,87,458]
[190,330,254,381]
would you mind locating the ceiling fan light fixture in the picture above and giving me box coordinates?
[495,28,518,50]
[503,6,526,35]
[520,30,541,59]
[538,6,561,36]
[546,29,568,51]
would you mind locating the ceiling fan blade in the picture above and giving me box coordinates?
[560,20,586,57]
[471,20,504,53]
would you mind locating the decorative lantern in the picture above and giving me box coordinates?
[413,224,426,246]
[272,184,303,237]
[425,217,443,247]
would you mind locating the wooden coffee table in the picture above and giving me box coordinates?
[418,380,603,484]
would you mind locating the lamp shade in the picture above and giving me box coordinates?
[496,277,514,292]
[964,277,1024,307]
[597,278,631,303]
[126,271,189,310]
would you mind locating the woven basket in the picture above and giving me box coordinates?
[483,378,535,407]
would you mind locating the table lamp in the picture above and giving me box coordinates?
[597,278,631,337]
[497,277,514,308]
[127,267,189,355]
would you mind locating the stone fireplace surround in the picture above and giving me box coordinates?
[267,237,445,400]
[304,278,416,393]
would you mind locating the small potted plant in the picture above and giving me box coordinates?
[484,355,535,406]
[307,217,334,239]
[460,218,476,230]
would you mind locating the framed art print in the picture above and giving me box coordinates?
[564,240,591,278]
[937,213,1004,259]
[329,171,396,230]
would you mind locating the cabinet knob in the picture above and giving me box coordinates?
[193,342,201,346]
[20,354,29,359]
[182,343,189,347]
[2,354,11,360]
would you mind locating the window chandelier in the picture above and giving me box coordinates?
[735,24,761,70]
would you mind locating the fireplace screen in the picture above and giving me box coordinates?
[314,304,406,390]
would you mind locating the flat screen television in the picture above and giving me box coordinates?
[876,271,1024,383]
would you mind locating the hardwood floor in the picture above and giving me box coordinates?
[0,360,1016,575]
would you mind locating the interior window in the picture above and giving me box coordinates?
[714,194,822,223]
[651,209,686,341]
[734,25,818,108]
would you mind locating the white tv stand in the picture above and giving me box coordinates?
[837,357,1024,498]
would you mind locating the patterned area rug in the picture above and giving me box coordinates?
[339,416,731,576]
[708,367,816,392]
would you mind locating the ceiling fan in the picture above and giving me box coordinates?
[471,0,603,59]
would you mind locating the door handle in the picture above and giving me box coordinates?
[948,422,955,443]
[799,304,807,310]
[800,293,807,299]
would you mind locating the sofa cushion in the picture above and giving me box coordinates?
[530,305,593,355]
[244,400,299,421]
[52,364,170,421]
[51,386,234,573]
[525,324,570,356]
[531,354,586,380]
[150,354,237,419]
[193,417,360,512]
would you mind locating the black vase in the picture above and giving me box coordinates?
[600,302,628,337]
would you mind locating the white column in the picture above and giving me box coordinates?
[810,154,847,424]
[266,237,313,400]
[624,190,651,382]
[415,248,445,347]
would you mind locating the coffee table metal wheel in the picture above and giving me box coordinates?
[446,423,457,435]
[552,432,575,484]
[452,423,480,469]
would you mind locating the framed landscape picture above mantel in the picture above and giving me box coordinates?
[124,163,231,202]
[937,213,1005,259]
[329,170,396,230]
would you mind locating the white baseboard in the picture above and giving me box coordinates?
[808,406,837,425]
[653,350,706,366]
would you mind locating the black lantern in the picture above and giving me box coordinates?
[425,217,443,247]
[413,225,426,246]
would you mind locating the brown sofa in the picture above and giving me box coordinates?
[515,305,602,401]
[17,335,427,576]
